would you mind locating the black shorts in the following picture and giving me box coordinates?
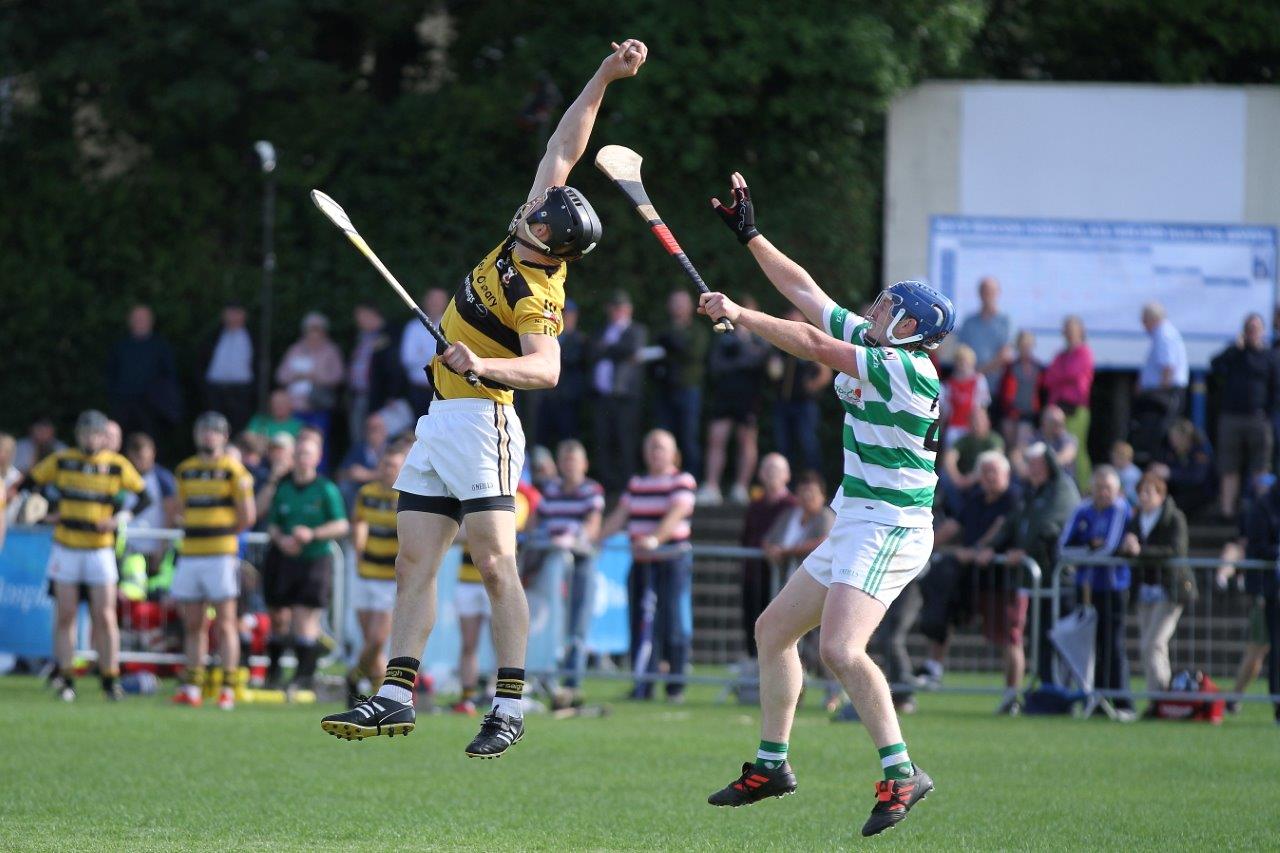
[262,548,332,610]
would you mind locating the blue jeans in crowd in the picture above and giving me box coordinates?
[628,551,693,699]
[654,387,702,478]
[774,399,821,474]
[541,548,599,689]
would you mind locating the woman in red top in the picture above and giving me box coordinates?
[1040,315,1094,491]
[942,344,991,446]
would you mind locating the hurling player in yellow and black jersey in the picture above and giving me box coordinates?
[26,410,149,701]
[171,412,256,710]
[322,38,648,755]
[345,447,406,706]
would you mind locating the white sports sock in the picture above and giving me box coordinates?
[491,696,523,718]
[376,683,413,704]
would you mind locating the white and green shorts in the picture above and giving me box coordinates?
[801,516,933,607]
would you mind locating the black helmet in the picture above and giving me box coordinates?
[509,186,602,261]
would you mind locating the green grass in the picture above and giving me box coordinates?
[0,675,1275,851]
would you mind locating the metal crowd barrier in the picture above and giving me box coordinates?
[1052,551,1280,705]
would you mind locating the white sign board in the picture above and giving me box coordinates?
[929,216,1277,369]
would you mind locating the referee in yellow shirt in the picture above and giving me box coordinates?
[27,410,148,701]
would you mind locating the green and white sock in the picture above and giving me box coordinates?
[755,740,788,771]
[879,743,913,781]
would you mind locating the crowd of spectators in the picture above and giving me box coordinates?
[3,276,1279,721]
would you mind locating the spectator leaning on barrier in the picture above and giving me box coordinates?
[170,412,256,710]
[347,448,405,706]
[955,276,1012,398]
[1040,315,1094,490]
[25,410,149,702]
[919,450,1020,703]
[1059,465,1134,718]
[198,302,256,433]
[591,291,648,494]
[738,453,795,661]
[987,441,1079,686]
[1117,472,1192,707]
[599,429,696,702]
[998,329,1042,448]
[1210,312,1277,521]
[768,307,832,476]
[262,433,348,692]
[652,290,710,478]
[1017,403,1078,487]
[1132,302,1189,465]
[529,439,605,704]
[938,406,1003,512]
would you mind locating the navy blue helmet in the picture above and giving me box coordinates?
[870,280,956,350]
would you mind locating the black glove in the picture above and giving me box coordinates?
[712,183,760,245]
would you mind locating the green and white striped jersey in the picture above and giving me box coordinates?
[822,301,942,528]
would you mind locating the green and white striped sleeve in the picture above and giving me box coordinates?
[821,301,871,345]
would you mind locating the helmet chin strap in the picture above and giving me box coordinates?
[882,308,924,347]
[509,197,553,254]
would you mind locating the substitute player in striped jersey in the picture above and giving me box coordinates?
[346,448,405,706]
[26,410,149,701]
[171,412,256,710]
[700,173,954,837]
[322,39,648,755]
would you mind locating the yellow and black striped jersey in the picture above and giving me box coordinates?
[29,449,145,550]
[354,482,398,580]
[434,237,566,404]
[175,454,254,556]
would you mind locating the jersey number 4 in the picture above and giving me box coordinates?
[923,397,941,453]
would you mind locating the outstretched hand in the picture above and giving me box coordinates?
[699,292,743,325]
[600,39,648,82]
[711,172,760,245]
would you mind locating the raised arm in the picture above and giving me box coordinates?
[527,39,648,200]
[699,293,859,378]
[710,173,835,327]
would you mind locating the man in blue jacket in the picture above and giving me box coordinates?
[1059,465,1134,718]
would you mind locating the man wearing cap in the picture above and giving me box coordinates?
[171,412,257,710]
[590,290,649,494]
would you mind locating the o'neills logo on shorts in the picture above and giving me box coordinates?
[472,482,494,492]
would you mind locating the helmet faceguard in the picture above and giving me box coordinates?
[509,186,602,262]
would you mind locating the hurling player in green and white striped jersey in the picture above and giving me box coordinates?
[701,173,955,838]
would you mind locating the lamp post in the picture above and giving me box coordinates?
[254,140,277,411]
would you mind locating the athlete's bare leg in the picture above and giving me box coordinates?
[356,609,391,682]
[87,582,120,676]
[53,582,79,672]
[457,613,485,694]
[214,599,239,672]
[463,510,526,669]
[754,569,826,742]
[819,584,900,748]
[387,510,459,660]
[181,602,210,674]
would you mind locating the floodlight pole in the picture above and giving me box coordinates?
[254,140,277,411]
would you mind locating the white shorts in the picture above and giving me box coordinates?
[47,545,118,587]
[351,576,396,613]
[171,554,240,602]
[454,581,491,618]
[395,399,525,515]
[801,516,933,607]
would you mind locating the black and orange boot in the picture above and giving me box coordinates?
[861,767,934,836]
[707,762,798,807]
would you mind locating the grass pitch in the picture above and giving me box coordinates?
[0,675,1274,851]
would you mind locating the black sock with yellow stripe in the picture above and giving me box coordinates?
[492,667,525,718]
[376,657,419,704]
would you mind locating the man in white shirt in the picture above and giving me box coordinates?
[1132,302,1189,463]
[400,287,449,415]
[201,303,256,432]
